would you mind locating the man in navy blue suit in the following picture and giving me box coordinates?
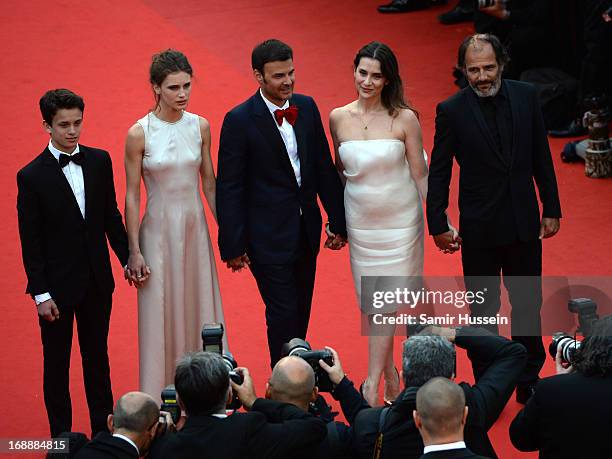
[216,39,347,366]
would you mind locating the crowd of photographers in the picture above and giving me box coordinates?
[52,310,612,459]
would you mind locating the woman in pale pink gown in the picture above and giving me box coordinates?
[124,50,226,398]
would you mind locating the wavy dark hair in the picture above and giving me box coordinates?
[572,315,612,376]
[149,49,193,111]
[353,41,417,118]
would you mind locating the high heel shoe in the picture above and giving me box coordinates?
[360,379,378,407]
[383,367,401,406]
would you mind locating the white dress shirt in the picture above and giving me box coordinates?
[259,89,301,186]
[423,441,467,454]
[112,434,139,455]
[34,141,85,306]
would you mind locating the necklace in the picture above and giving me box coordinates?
[354,106,383,130]
[356,111,375,130]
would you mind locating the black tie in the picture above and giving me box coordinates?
[58,151,84,168]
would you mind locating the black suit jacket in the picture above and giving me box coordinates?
[74,433,139,459]
[17,145,129,306]
[148,398,326,459]
[216,91,346,263]
[509,371,612,459]
[348,328,527,459]
[427,80,561,248]
[420,447,491,459]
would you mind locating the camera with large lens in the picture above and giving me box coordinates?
[548,332,582,364]
[160,384,181,424]
[281,338,335,392]
[201,323,243,410]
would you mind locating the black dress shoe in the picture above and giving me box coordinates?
[378,0,446,13]
[516,381,538,405]
[438,5,473,24]
[549,120,588,138]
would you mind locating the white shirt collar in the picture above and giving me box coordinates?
[112,434,139,455]
[259,89,289,113]
[423,441,466,454]
[48,140,80,161]
[212,413,228,419]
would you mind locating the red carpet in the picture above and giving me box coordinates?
[1,1,611,457]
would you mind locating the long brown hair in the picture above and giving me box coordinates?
[353,41,418,118]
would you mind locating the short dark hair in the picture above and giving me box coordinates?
[251,39,293,74]
[39,89,84,125]
[112,393,159,432]
[403,336,455,387]
[175,352,229,416]
[573,315,612,376]
[457,34,510,70]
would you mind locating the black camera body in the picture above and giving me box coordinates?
[281,338,335,392]
[550,298,600,364]
[160,384,181,424]
[201,323,243,410]
[569,298,600,337]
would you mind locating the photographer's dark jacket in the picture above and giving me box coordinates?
[148,398,326,459]
[347,328,527,459]
[510,371,612,459]
[74,432,138,459]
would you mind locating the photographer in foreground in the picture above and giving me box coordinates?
[414,377,490,459]
[510,316,612,459]
[262,354,361,458]
[148,351,326,459]
[350,326,526,458]
[76,392,169,459]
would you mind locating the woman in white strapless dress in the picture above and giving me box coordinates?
[124,50,226,398]
[330,42,428,406]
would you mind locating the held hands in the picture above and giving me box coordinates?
[324,223,347,250]
[539,217,560,239]
[126,252,151,288]
[318,346,345,385]
[433,225,462,254]
[230,367,257,410]
[38,299,60,322]
[226,254,251,272]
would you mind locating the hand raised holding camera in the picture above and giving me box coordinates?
[318,346,345,385]
[230,367,258,410]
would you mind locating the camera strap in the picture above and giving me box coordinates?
[372,407,391,459]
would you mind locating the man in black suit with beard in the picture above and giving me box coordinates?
[426,34,561,403]
[216,39,347,367]
[17,89,129,437]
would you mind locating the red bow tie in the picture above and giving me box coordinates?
[274,105,298,126]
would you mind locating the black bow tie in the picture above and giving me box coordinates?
[58,151,84,168]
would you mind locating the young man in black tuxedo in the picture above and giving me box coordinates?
[17,89,129,437]
[426,34,561,403]
[216,39,347,367]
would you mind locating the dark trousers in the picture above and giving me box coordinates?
[249,225,317,367]
[39,282,113,437]
[462,239,544,384]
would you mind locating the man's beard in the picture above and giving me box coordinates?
[469,74,502,97]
